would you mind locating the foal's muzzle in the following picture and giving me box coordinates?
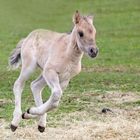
[88,47,98,58]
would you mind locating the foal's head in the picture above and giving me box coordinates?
[73,11,98,58]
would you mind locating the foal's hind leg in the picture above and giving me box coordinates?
[22,75,47,132]
[10,57,36,132]
[31,75,47,132]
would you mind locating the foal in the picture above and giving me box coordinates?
[9,11,98,132]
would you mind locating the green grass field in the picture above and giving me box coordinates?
[0,0,140,138]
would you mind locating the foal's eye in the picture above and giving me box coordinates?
[78,31,84,37]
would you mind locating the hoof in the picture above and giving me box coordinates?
[38,125,45,133]
[10,124,17,132]
[22,113,26,119]
[27,108,30,114]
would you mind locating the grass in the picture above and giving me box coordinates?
[0,0,140,132]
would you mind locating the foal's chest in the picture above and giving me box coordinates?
[59,62,81,82]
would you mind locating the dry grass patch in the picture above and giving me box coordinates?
[0,99,12,107]
[0,91,140,140]
[100,91,140,104]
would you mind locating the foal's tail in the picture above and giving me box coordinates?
[9,38,25,70]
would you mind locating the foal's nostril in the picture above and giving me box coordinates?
[90,48,93,53]
[88,47,98,58]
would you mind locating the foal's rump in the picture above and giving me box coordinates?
[8,30,40,69]
[9,29,66,70]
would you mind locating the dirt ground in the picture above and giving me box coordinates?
[0,91,140,140]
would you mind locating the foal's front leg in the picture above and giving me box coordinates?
[26,69,62,116]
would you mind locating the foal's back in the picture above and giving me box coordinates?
[22,29,68,69]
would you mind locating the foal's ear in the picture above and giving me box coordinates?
[87,15,94,24]
[73,10,81,24]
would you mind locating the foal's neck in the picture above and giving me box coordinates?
[67,29,83,63]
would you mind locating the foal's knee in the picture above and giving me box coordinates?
[30,81,40,94]
[51,89,62,108]
[52,89,62,101]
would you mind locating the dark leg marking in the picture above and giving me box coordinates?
[38,125,45,133]
[22,113,26,119]
[10,124,17,132]
[27,108,30,114]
